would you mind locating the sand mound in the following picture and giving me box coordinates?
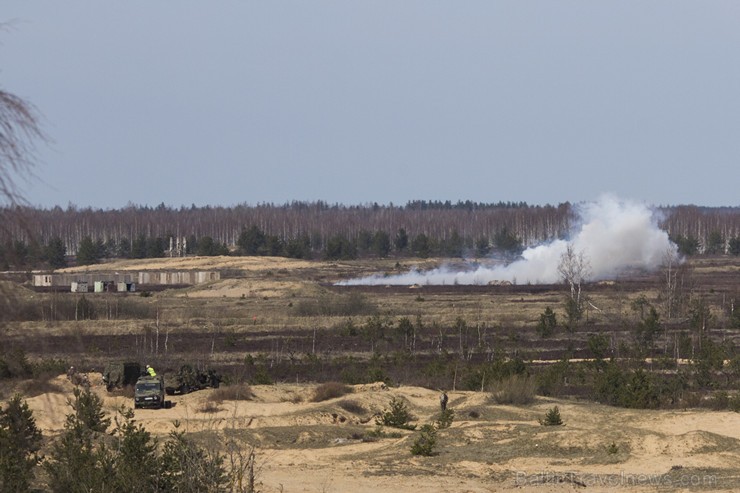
[9,378,740,492]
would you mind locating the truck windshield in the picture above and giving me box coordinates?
[136,383,160,392]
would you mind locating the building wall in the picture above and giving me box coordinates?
[33,271,219,288]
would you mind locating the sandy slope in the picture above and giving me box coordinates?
[14,374,740,492]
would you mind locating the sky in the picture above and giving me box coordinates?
[2,1,740,210]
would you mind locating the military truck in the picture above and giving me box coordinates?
[102,362,141,391]
[134,375,170,409]
[165,364,222,395]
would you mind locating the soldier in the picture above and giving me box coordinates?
[146,365,157,377]
[440,391,449,412]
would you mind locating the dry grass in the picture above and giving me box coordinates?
[490,374,537,405]
[311,382,353,402]
[210,383,254,401]
[199,400,224,413]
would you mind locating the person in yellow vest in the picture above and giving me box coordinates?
[146,365,156,377]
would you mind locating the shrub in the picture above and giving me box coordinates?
[708,391,729,410]
[593,366,662,409]
[410,424,437,456]
[30,358,68,378]
[435,408,455,429]
[376,397,416,430]
[537,307,557,338]
[366,426,404,440]
[248,367,273,385]
[536,359,570,397]
[539,406,563,426]
[491,374,536,405]
[199,400,223,414]
[0,348,32,379]
[210,383,254,401]
[312,382,352,402]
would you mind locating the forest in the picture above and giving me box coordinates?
[2,201,740,269]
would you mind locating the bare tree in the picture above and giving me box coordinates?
[661,247,680,320]
[557,243,591,308]
[1,28,46,322]
[0,90,43,208]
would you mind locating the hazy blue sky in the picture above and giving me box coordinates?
[3,1,739,209]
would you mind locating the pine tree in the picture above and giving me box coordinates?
[0,395,42,493]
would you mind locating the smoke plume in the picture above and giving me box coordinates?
[338,195,677,286]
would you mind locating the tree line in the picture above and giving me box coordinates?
[1,202,739,269]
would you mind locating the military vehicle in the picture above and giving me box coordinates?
[165,364,222,395]
[134,375,170,409]
[102,361,141,391]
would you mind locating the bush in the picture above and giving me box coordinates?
[593,365,662,409]
[312,382,352,402]
[491,374,536,405]
[536,359,570,397]
[410,424,437,456]
[30,358,68,379]
[248,367,273,385]
[435,408,455,429]
[537,307,557,338]
[539,406,563,426]
[210,383,254,401]
[376,397,416,430]
[0,348,32,379]
[199,400,223,414]
[708,391,730,410]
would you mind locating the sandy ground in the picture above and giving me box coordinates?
[14,374,740,493]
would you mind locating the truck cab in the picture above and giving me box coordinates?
[134,375,167,409]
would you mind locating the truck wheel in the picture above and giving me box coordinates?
[165,400,172,409]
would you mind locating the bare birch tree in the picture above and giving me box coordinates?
[661,247,681,320]
[557,244,591,326]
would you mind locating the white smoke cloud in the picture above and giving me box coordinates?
[338,195,678,286]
